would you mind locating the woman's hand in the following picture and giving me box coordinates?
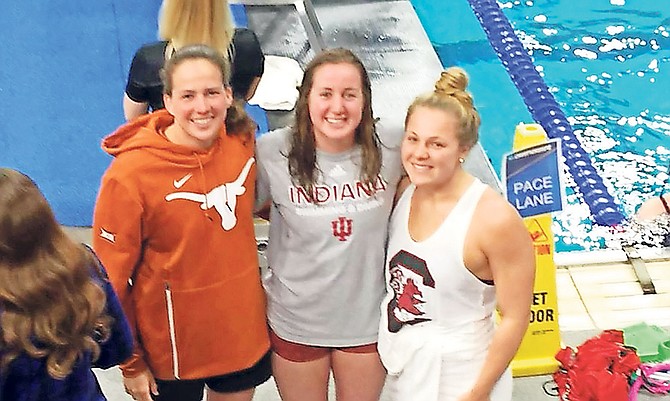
[123,369,158,401]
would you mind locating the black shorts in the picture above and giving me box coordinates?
[152,351,272,401]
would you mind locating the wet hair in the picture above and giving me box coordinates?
[288,48,382,196]
[0,168,111,379]
[161,44,255,139]
[159,0,234,56]
[405,66,480,150]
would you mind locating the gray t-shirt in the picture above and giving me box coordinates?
[256,126,403,346]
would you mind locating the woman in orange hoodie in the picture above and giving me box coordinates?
[93,44,270,401]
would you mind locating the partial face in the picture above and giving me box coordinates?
[164,58,233,150]
[308,63,364,153]
[402,106,469,189]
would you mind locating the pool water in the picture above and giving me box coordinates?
[414,0,670,252]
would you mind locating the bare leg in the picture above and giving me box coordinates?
[331,350,386,401]
[272,352,331,401]
[205,388,254,401]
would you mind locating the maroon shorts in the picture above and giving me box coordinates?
[269,329,378,362]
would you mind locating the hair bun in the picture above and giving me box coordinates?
[433,67,475,110]
[434,67,469,96]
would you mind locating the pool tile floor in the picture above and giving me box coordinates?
[558,261,670,332]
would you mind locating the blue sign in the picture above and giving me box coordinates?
[504,140,564,218]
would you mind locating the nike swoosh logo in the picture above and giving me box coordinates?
[173,173,193,189]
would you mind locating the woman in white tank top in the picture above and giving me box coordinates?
[378,67,536,401]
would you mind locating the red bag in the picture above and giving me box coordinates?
[552,330,641,401]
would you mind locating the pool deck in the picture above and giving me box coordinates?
[555,249,670,332]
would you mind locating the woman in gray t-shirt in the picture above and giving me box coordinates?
[256,48,402,401]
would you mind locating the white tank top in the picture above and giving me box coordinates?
[379,178,497,372]
[378,178,513,400]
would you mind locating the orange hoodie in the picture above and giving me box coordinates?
[92,110,269,380]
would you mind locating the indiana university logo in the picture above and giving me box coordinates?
[331,216,353,241]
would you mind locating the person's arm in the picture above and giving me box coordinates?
[92,175,150,375]
[123,94,149,121]
[231,28,265,100]
[93,175,159,401]
[87,248,134,369]
[460,195,535,401]
[254,135,274,217]
[254,166,272,220]
[123,46,153,121]
[636,195,667,220]
[244,76,262,101]
[95,277,133,369]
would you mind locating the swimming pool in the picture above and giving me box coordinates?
[412,0,670,252]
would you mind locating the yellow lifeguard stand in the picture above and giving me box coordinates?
[509,123,562,377]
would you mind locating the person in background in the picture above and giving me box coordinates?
[94,44,269,401]
[255,47,404,401]
[123,0,264,120]
[636,182,670,221]
[0,167,133,401]
[377,67,536,401]
[635,187,670,247]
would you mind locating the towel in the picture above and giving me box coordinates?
[248,55,303,111]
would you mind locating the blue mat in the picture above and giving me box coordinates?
[0,1,266,226]
[0,1,159,226]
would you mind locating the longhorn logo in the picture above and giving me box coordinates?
[165,158,254,230]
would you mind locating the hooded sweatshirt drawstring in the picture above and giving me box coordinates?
[194,152,214,221]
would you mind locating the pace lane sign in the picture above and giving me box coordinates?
[503,140,564,218]
[508,122,561,377]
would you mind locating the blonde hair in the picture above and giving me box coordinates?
[405,66,480,150]
[159,0,235,56]
[0,168,111,379]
